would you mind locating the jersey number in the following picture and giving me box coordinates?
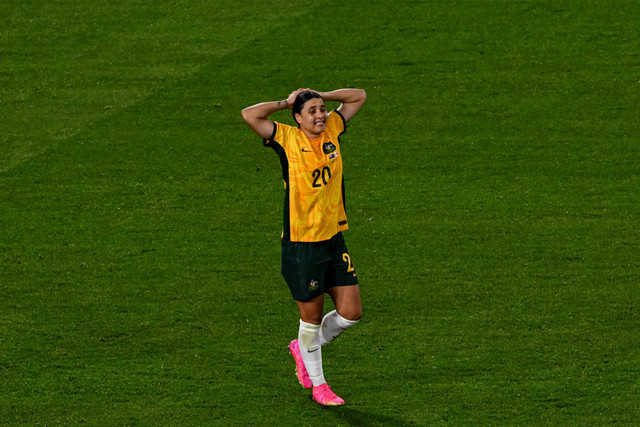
[342,253,355,273]
[312,166,332,188]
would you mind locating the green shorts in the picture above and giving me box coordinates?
[281,232,359,301]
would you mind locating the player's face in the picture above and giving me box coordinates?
[296,98,328,138]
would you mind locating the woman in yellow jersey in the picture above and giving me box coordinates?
[242,88,366,406]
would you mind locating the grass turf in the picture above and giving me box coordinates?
[1,0,639,424]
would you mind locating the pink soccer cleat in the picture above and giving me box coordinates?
[312,383,345,406]
[288,340,312,389]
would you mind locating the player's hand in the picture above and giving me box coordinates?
[285,88,310,109]
[287,89,304,109]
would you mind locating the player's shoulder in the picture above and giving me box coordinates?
[265,121,302,148]
[273,121,298,134]
[327,110,343,123]
[326,110,346,134]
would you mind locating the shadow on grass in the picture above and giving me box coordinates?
[328,406,415,426]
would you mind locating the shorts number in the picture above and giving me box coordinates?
[312,166,332,188]
[342,253,355,274]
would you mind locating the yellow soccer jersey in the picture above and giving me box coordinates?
[264,111,348,242]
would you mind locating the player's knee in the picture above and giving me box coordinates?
[339,307,362,322]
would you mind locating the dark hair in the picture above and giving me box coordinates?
[292,90,323,125]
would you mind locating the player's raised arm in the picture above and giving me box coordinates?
[317,89,367,123]
[241,89,304,139]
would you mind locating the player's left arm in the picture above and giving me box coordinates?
[318,89,367,123]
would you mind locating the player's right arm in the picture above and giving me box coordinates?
[241,89,303,139]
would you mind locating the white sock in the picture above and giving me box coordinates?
[297,320,325,387]
[319,310,359,346]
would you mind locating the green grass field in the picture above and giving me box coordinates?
[1,0,639,424]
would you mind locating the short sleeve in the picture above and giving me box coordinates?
[264,121,297,150]
[262,121,278,147]
[326,110,346,137]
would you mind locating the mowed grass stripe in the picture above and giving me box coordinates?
[0,0,313,173]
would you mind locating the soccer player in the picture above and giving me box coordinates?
[241,88,366,406]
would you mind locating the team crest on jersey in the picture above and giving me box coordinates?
[308,279,319,291]
[323,142,337,154]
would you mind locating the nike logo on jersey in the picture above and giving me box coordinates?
[301,148,313,152]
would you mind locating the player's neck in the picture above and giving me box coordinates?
[301,128,322,140]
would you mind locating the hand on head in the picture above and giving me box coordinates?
[286,88,312,109]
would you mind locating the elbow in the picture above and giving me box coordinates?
[241,108,251,123]
[359,89,367,104]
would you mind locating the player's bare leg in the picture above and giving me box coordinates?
[328,284,362,321]
[296,294,324,325]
